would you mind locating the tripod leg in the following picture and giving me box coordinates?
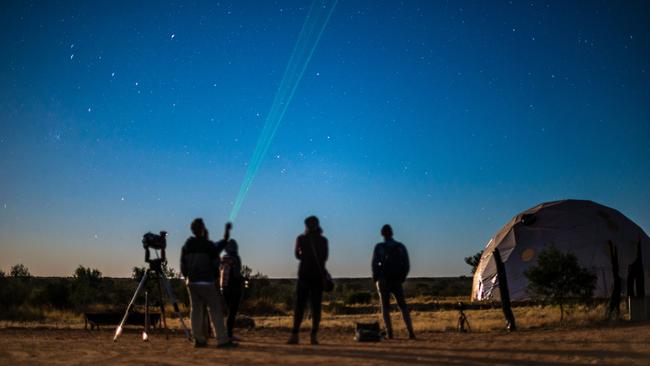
[159,273,192,341]
[143,291,149,342]
[114,271,149,342]
[156,278,170,340]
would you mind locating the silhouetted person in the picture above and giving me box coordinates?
[627,238,645,298]
[493,248,516,331]
[220,237,244,341]
[606,240,621,320]
[372,224,415,339]
[287,215,328,345]
[180,218,236,348]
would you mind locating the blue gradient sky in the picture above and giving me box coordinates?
[1,0,649,277]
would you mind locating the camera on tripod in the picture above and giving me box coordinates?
[114,230,191,342]
[142,231,167,269]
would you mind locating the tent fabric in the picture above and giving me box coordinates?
[471,199,650,301]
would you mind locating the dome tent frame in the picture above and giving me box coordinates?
[472,199,650,301]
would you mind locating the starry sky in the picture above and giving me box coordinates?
[1,0,649,278]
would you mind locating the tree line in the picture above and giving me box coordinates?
[0,263,471,320]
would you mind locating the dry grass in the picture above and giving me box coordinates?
[0,307,82,328]
[252,302,614,333]
[1,301,618,334]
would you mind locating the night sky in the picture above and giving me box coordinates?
[1,0,649,278]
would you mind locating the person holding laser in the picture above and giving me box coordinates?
[180,218,237,348]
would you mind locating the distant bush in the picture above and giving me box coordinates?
[464,251,483,275]
[325,300,347,315]
[242,297,286,316]
[1,281,25,310]
[0,264,33,311]
[10,263,31,278]
[408,278,470,298]
[70,266,104,311]
[283,293,295,312]
[0,306,45,321]
[0,261,474,319]
[30,279,71,309]
[345,291,372,305]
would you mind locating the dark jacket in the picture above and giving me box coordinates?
[295,232,328,283]
[180,236,226,283]
[371,239,410,282]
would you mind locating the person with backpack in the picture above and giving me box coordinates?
[287,215,329,345]
[219,236,244,341]
[180,218,237,348]
[371,224,416,340]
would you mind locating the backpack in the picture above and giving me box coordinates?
[354,322,383,342]
[220,256,243,289]
[381,242,409,282]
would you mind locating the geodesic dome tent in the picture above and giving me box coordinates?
[471,199,650,301]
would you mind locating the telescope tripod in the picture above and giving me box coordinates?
[113,259,191,342]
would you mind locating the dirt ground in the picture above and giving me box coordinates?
[1,324,650,366]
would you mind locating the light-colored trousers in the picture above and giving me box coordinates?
[187,283,227,344]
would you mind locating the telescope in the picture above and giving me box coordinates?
[113,231,190,342]
[142,231,167,270]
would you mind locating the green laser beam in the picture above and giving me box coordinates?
[228,0,337,222]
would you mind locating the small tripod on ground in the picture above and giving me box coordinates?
[456,302,471,333]
[113,231,191,342]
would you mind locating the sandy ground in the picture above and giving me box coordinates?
[1,324,650,366]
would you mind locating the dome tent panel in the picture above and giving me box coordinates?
[472,199,650,301]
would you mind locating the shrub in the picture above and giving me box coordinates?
[325,300,347,315]
[345,291,372,305]
[70,266,103,310]
[10,263,31,278]
[524,246,597,322]
[464,251,483,274]
[30,279,71,309]
[0,278,32,310]
[242,298,285,316]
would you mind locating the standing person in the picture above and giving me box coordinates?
[287,215,329,345]
[180,218,236,348]
[371,224,416,340]
[219,233,244,341]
